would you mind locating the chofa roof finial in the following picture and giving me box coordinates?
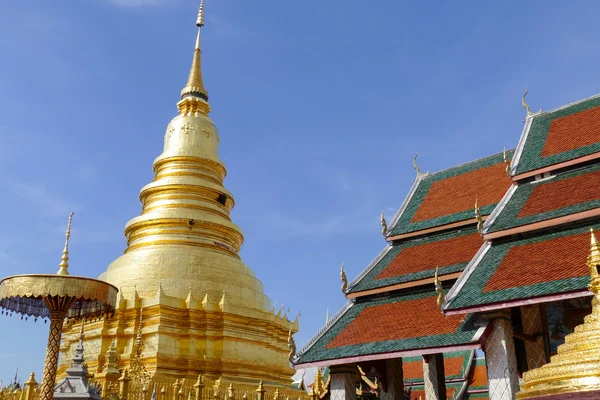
[413,152,429,178]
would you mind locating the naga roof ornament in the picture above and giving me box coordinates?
[287,328,296,363]
[521,88,542,121]
[380,210,388,237]
[503,147,511,177]
[474,199,483,236]
[434,266,446,313]
[340,263,348,294]
[413,152,429,178]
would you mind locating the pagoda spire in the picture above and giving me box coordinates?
[178,0,210,115]
[57,212,74,276]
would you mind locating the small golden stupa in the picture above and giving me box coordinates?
[57,1,298,386]
[517,229,600,399]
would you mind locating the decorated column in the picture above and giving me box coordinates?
[330,365,357,400]
[484,312,520,400]
[520,304,548,370]
[381,358,404,400]
[422,354,446,400]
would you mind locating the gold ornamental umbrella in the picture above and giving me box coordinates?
[0,213,118,400]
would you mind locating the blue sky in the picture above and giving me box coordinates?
[0,0,599,384]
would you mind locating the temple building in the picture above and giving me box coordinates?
[57,3,298,388]
[293,92,600,400]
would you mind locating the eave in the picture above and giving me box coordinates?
[444,288,591,316]
[512,151,600,181]
[483,208,600,240]
[293,326,487,369]
[346,272,461,299]
[386,217,485,242]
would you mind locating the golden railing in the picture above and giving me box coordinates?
[0,373,313,400]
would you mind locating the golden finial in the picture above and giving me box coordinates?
[287,328,296,363]
[196,0,205,27]
[413,152,429,178]
[178,0,209,115]
[475,199,483,236]
[521,88,542,122]
[588,229,600,293]
[380,210,388,237]
[57,212,74,276]
[340,262,348,294]
[503,147,511,177]
[434,267,446,312]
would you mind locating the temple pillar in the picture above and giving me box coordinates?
[484,312,520,400]
[520,304,548,370]
[381,358,404,400]
[330,365,357,400]
[422,354,445,400]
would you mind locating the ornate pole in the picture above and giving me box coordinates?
[40,295,76,400]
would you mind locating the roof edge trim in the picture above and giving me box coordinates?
[388,176,423,234]
[295,301,354,361]
[347,245,393,291]
[511,113,534,176]
[444,242,491,310]
[482,184,517,234]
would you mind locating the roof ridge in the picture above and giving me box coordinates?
[423,149,515,178]
[535,91,600,117]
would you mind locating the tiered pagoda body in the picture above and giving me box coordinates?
[57,7,298,387]
[295,93,600,400]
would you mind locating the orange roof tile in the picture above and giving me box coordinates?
[542,105,600,157]
[469,364,488,387]
[411,162,509,223]
[517,169,600,218]
[325,297,467,348]
[375,233,482,280]
[402,360,424,381]
[483,231,589,292]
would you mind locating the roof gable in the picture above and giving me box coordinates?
[389,151,513,236]
[348,228,483,294]
[485,164,600,235]
[295,291,482,366]
[513,94,600,176]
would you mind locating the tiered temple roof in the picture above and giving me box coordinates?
[445,94,600,315]
[297,90,600,399]
[296,151,513,396]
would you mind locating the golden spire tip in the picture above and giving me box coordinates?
[196,0,205,27]
[57,212,74,276]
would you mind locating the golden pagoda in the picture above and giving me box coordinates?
[517,229,600,399]
[58,2,298,386]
